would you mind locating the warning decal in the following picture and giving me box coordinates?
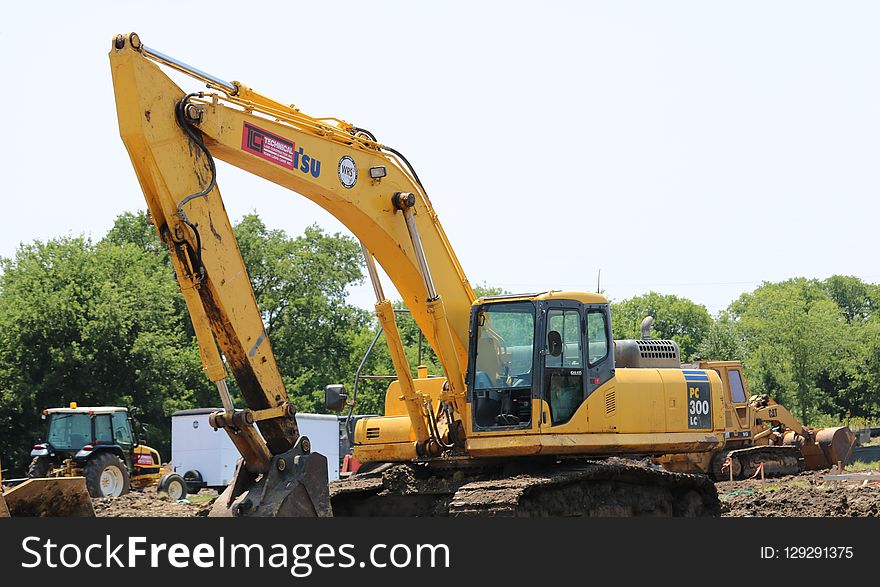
[242,122,295,170]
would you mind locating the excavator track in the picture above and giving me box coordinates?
[712,446,804,480]
[331,458,720,517]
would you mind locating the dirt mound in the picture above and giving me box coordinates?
[718,469,880,517]
[95,488,216,517]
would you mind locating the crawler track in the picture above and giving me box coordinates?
[330,458,720,517]
[713,446,804,480]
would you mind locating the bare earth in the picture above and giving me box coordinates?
[94,487,217,517]
[91,468,880,517]
[718,469,880,517]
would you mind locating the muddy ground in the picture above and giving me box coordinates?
[90,464,880,517]
[94,487,217,517]
[718,469,880,517]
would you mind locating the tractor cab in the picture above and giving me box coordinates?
[34,405,146,469]
[29,404,183,499]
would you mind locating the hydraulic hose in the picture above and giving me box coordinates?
[173,93,219,273]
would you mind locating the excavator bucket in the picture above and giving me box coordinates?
[785,426,857,471]
[1,477,95,517]
[210,438,332,517]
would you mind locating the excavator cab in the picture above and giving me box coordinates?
[468,295,613,431]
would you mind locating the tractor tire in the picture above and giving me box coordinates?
[157,473,188,501]
[27,457,53,478]
[84,452,130,498]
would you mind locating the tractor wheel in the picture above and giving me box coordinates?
[157,473,188,501]
[84,452,130,498]
[27,457,53,478]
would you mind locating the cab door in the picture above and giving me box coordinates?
[540,302,585,426]
[584,305,613,397]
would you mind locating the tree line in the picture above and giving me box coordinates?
[0,211,876,473]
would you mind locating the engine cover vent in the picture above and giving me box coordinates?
[605,390,616,415]
[614,339,681,369]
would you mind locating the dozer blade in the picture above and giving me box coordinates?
[815,426,857,468]
[2,477,95,517]
[785,426,857,471]
[211,437,332,517]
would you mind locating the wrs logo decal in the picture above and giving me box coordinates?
[241,122,322,178]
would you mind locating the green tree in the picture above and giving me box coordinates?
[610,292,713,361]
[727,278,846,423]
[232,214,369,413]
[696,311,743,362]
[821,275,879,323]
[0,235,212,473]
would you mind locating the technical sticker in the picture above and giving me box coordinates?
[242,122,295,170]
[338,155,357,188]
[241,122,323,178]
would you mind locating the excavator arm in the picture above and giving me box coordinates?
[109,33,475,513]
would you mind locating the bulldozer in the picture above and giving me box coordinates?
[108,33,849,517]
[656,359,856,479]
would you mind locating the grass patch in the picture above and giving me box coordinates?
[185,493,217,504]
[758,484,782,493]
[788,480,811,490]
[845,460,880,472]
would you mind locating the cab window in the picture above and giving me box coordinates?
[545,309,582,368]
[471,302,535,428]
[112,411,134,448]
[728,370,747,403]
[94,415,113,444]
[586,311,608,365]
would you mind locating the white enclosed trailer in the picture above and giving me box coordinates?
[171,408,340,490]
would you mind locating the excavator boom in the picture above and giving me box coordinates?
[110,32,481,515]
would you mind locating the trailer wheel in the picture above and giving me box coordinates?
[158,473,188,501]
[84,452,130,498]
[27,457,53,478]
[183,470,204,494]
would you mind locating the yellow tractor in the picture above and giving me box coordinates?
[28,404,188,500]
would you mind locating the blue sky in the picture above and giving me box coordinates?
[1,1,877,313]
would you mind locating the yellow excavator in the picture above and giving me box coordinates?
[109,33,853,517]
